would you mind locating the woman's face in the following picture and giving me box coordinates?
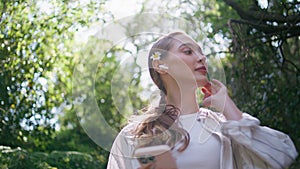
[164,34,209,87]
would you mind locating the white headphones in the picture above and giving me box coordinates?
[158,64,169,70]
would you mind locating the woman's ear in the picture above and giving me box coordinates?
[152,60,168,75]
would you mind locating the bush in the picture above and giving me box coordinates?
[0,146,102,169]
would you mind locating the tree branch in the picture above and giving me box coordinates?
[228,19,300,37]
[223,0,300,24]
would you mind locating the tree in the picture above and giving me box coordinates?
[199,0,300,167]
[0,0,106,150]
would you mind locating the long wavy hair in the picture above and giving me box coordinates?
[132,32,190,152]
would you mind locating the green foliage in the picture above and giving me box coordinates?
[45,125,109,168]
[1,0,298,168]
[0,146,102,169]
[0,0,106,150]
[201,0,300,167]
[0,0,113,167]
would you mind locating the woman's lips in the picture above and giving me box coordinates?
[195,66,207,73]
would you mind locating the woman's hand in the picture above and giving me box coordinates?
[137,152,178,169]
[202,79,242,120]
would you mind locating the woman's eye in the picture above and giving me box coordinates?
[183,50,192,55]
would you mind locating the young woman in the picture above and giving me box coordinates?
[107,32,298,169]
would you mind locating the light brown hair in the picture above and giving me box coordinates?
[132,32,190,152]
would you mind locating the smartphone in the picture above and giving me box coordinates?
[134,145,170,157]
[133,145,177,168]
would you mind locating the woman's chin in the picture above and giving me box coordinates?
[196,77,209,87]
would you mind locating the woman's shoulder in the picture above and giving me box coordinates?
[114,122,140,147]
[121,113,156,134]
[119,122,138,135]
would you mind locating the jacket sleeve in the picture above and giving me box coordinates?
[221,113,298,169]
[106,124,140,169]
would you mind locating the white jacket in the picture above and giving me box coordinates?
[107,109,298,169]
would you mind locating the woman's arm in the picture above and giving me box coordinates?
[202,79,298,168]
[222,113,298,168]
[107,125,178,169]
[107,124,139,169]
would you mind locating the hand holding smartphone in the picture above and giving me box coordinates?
[134,145,177,169]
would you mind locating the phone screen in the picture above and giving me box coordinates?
[133,145,177,168]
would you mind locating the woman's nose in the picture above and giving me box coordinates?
[196,53,206,63]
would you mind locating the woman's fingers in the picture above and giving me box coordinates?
[202,96,212,107]
[211,79,225,88]
[204,82,212,93]
[202,79,228,112]
[209,79,226,94]
[201,87,211,99]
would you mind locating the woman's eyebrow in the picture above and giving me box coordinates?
[178,43,203,53]
[178,43,193,49]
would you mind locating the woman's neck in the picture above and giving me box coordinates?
[165,85,199,115]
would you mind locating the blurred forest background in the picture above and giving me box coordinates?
[0,0,299,168]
